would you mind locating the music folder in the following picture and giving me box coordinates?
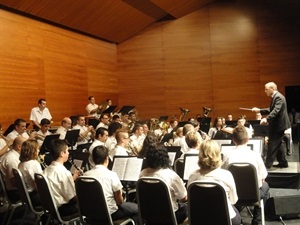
[102,105,117,114]
[40,134,60,154]
[65,129,80,147]
[112,156,143,181]
[253,124,269,137]
[183,154,199,181]
[159,116,168,122]
[118,106,135,115]
[166,146,182,166]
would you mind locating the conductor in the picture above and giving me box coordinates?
[252,82,290,168]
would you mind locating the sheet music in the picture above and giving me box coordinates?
[168,152,176,166]
[112,157,143,181]
[183,155,199,181]
[70,159,83,174]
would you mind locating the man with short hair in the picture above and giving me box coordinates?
[43,139,80,217]
[111,130,130,159]
[88,127,109,168]
[30,98,52,130]
[83,145,139,225]
[55,117,72,140]
[86,96,100,117]
[6,118,36,141]
[36,118,53,146]
[96,114,110,130]
[223,125,269,225]
[73,115,94,146]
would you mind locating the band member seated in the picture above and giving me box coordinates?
[88,127,109,168]
[55,117,72,139]
[106,122,123,156]
[43,139,80,217]
[30,98,52,131]
[0,136,26,202]
[0,123,13,157]
[96,114,110,130]
[83,145,139,225]
[18,139,43,206]
[111,130,130,159]
[129,124,145,154]
[36,118,53,146]
[6,118,37,141]
[73,115,95,146]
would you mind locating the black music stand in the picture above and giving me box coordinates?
[65,129,80,160]
[102,105,117,114]
[225,120,237,128]
[159,116,168,122]
[197,117,211,125]
[166,146,182,163]
[253,124,269,137]
[40,134,60,154]
[118,106,135,115]
[177,121,190,128]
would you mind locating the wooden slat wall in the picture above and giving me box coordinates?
[117,0,300,121]
[0,10,118,129]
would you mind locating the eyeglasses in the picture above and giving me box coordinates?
[103,117,109,119]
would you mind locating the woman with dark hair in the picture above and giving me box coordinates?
[139,145,188,224]
[187,140,241,225]
[137,132,158,159]
[18,139,43,206]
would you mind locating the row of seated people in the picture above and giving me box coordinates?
[0,121,268,225]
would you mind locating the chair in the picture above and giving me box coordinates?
[136,177,179,225]
[188,181,231,225]
[75,176,135,225]
[0,170,22,225]
[12,168,44,225]
[34,173,80,225]
[174,158,184,180]
[227,163,265,225]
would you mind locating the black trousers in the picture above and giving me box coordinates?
[265,130,288,167]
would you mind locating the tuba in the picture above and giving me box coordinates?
[203,107,213,118]
[179,108,190,121]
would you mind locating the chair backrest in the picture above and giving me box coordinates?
[12,168,34,210]
[188,181,231,225]
[34,173,61,220]
[0,169,9,202]
[136,177,178,225]
[227,163,260,205]
[75,176,113,224]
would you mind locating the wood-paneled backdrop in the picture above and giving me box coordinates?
[0,0,300,130]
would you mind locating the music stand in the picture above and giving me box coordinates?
[3,124,14,136]
[197,117,211,125]
[225,120,237,128]
[253,124,269,137]
[166,146,182,166]
[159,116,168,122]
[40,134,60,154]
[177,121,190,128]
[102,105,117,114]
[118,106,135,115]
[65,129,80,160]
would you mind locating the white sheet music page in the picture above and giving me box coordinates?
[112,157,143,181]
[183,155,199,180]
[168,152,176,166]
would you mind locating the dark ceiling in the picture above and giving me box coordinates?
[0,0,215,44]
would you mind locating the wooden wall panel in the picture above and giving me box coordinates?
[118,0,300,121]
[0,9,117,129]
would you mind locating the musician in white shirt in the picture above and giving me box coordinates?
[30,98,52,130]
[55,117,72,140]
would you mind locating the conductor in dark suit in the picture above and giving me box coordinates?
[252,82,291,168]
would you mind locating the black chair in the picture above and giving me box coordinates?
[227,163,265,225]
[12,168,44,225]
[75,176,135,225]
[136,177,184,225]
[0,170,22,225]
[188,181,231,225]
[34,173,80,225]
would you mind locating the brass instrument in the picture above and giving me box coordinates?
[98,100,108,114]
[36,134,45,141]
[179,107,190,121]
[203,107,213,117]
[38,155,48,169]
[149,118,159,132]
[159,121,170,132]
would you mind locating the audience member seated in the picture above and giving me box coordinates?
[139,144,188,224]
[187,140,241,225]
[83,145,139,224]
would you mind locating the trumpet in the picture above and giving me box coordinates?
[36,134,45,141]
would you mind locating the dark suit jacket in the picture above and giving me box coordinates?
[260,91,291,133]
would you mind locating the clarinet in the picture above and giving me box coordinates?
[68,159,84,176]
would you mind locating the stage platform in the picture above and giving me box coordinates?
[266,142,300,189]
